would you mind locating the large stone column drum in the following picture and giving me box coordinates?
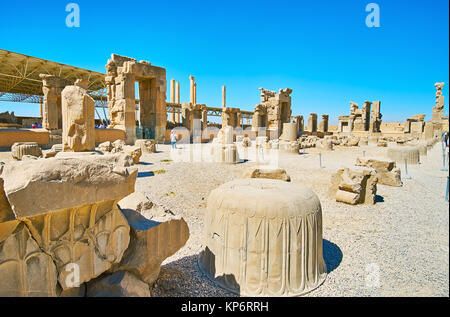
[199,178,327,296]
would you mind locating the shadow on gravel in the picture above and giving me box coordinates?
[375,195,384,203]
[138,171,154,178]
[323,239,343,273]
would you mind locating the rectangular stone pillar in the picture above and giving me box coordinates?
[307,113,317,132]
[318,115,329,132]
[61,81,95,152]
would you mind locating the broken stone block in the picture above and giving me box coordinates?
[242,168,291,182]
[115,194,189,285]
[23,203,131,290]
[0,221,59,297]
[211,144,239,164]
[86,271,150,297]
[358,138,368,146]
[98,141,113,153]
[387,146,420,165]
[135,139,156,153]
[279,141,300,154]
[347,137,360,147]
[61,85,95,152]
[355,157,403,187]
[123,145,142,164]
[11,142,42,160]
[377,140,388,147]
[43,149,58,158]
[241,137,251,148]
[1,154,137,219]
[199,179,327,296]
[329,167,377,205]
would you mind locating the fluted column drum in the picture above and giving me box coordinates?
[198,178,327,296]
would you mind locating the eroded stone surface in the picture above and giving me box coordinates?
[242,168,291,182]
[87,271,150,297]
[329,167,378,205]
[116,193,189,285]
[355,157,403,187]
[11,142,42,160]
[61,85,95,152]
[1,155,137,219]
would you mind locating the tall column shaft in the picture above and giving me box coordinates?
[176,82,180,104]
[193,83,197,105]
[189,76,195,104]
[170,79,175,103]
[222,85,226,107]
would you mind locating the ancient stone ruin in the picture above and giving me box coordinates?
[252,88,292,137]
[106,54,167,144]
[199,178,327,296]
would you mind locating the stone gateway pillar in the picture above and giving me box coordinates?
[40,74,69,131]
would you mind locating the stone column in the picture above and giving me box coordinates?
[175,82,180,104]
[40,74,67,131]
[193,83,197,105]
[202,109,208,129]
[307,113,318,132]
[222,85,226,107]
[318,115,329,132]
[170,79,175,103]
[189,76,195,105]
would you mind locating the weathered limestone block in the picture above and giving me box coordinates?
[0,155,137,295]
[316,138,333,151]
[123,145,142,164]
[280,122,298,141]
[199,179,327,297]
[43,149,58,158]
[347,137,360,147]
[368,136,379,146]
[1,155,137,219]
[11,142,42,160]
[0,221,59,297]
[21,155,39,161]
[98,141,113,153]
[111,139,126,153]
[211,144,239,164]
[135,139,156,153]
[24,203,130,290]
[387,146,420,165]
[355,157,402,187]
[377,140,388,147]
[328,167,377,205]
[86,271,150,297]
[242,168,291,182]
[241,137,251,148]
[279,141,300,154]
[116,193,189,285]
[0,172,15,223]
[358,138,368,146]
[61,85,95,152]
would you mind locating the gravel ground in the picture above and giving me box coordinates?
[128,142,449,297]
[1,141,448,297]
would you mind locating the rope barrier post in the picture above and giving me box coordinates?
[319,152,323,169]
[446,176,449,202]
[404,158,412,180]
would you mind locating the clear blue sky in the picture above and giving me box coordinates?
[0,0,448,124]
